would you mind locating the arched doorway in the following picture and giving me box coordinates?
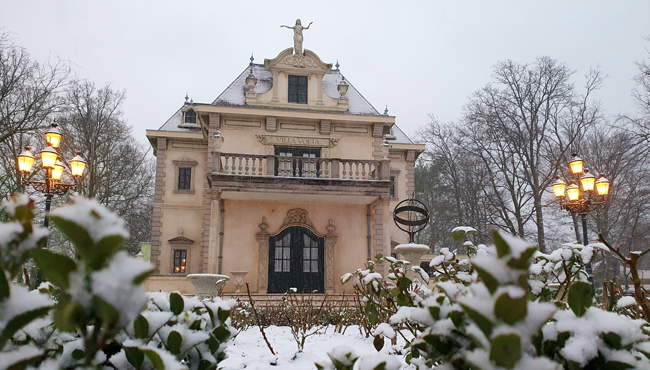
[268,226,324,293]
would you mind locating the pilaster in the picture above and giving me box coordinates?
[324,219,338,294]
[151,137,167,272]
[256,217,270,293]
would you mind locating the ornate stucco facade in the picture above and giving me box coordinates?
[144,41,424,294]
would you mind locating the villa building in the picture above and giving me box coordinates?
[144,31,424,294]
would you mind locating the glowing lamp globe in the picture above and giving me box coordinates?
[595,174,610,196]
[17,146,36,174]
[39,146,58,169]
[51,160,65,181]
[69,152,87,178]
[566,182,581,201]
[569,155,583,175]
[580,170,596,192]
[45,123,62,149]
[552,176,566,198]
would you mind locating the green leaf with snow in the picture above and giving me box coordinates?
[198,359,217,370]
[167,330,183,355]
[507,246,537,270]
[0,305,53,348]
[494,292,527,325]
[472,264,499,294]
[30,249,76,289]
[492,230,511,258]
[461,305,493,337]
[93,296,120,328]
[134,314,149,339]
[141,348,166,370]
[602,361,635,370]
[489,333,521,369]
[0,266,9,303]
[125,347,145,368]
[568,282,592,317]
[373,335,384,352]
[170,293,184,316]
[71,349,85,360]
[49,216,94,251]
[213,325,230,343]
[451,226,476,241]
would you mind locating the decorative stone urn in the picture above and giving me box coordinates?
[337,77,349,97]
[394,243,431,284]
[230,271,248,293]
[186,274,230,299]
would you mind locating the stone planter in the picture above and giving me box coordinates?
[230,271,248,293]
[186,274,230,299]
[394,243,431,284]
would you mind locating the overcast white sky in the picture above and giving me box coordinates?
[2,1,649,146]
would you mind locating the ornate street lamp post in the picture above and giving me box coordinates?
[16,122,87,226]
[551,154,610,291]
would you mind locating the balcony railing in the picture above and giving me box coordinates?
[215,153,389,181]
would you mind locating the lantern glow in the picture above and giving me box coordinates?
[552,176,566,198]
[69,152,87,178]
[39,146,58,168]
[17,147,36,174]
[580,170,596,192]
[566,182,581,201]
[45,123,62,149]
[595,174,610,196]
[569,155,584,175]
[51,160,65,181]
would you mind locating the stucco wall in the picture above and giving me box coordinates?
[217,199,369,294]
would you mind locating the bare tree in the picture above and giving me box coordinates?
[460,57,603,252]
[0,29,73,201]
[56,81,155,254]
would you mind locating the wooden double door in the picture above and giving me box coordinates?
[268,226,325,294]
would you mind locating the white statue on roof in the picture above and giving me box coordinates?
[281,19,313,55]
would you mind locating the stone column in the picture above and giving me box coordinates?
[150,137,167,273]
[324,219,338,294]
[207,190,221,274]
[256,217,270,293]
[372,196,392,277]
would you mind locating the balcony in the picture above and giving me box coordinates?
[208,152,392,198]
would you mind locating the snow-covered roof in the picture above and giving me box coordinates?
[156,63,415,145]
[211,64,380,116]
[391,124,413,144]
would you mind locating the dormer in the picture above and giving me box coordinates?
[179,99,201,128]
[243,48,348,112]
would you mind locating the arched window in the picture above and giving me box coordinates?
[184,110,197,124]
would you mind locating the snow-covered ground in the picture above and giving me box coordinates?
[219,325,412,369]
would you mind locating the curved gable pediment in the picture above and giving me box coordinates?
[264,48,332,74]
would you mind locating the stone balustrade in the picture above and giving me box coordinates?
[214,152,389,181]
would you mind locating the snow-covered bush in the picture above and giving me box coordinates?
[334,227,650,369]
[0,194,236,369]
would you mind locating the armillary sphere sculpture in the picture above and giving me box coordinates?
[393,198,430,243]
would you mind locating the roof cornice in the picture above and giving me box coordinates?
[193,105,395,123]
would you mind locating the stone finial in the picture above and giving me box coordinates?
[337,76,349,97]
[384,105,389,115]
[258,217,269,233]
[245,66,257,91]
[179,229,184,236]
[250,53,255,64]
[326,219,336,235]
[185,93,189,103]
[335,60,340,70]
